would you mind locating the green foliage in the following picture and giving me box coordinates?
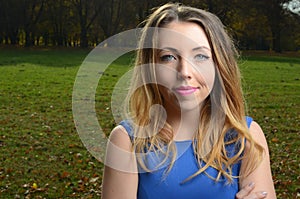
[0,49,299,198]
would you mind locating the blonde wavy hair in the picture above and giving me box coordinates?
[125,3,264,183]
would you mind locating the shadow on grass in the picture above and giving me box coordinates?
[241,51,300,64]
[0,47,136,68]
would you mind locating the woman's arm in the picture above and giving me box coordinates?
[237,121,277,199]
[101,125,138,199]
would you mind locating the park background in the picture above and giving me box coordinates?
[0,0,299,198]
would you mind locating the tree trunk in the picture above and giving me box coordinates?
[9,30,19,45]
[25,30,31,47]
[272,30,282,53]
[80,27,88,47]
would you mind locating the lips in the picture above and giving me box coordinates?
[175,86,198,96]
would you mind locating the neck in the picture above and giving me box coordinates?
[165,103,200,141]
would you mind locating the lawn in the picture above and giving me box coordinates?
[0,48,299,198]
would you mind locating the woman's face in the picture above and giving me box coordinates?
[155,21,215,112]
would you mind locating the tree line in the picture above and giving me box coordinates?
[0,0,299,52]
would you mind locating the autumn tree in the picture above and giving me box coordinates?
[72,0,102,47]
[0,0,22,44]
[0,0,299,50]
[21,0,46,47]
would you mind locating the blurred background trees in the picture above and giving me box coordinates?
[0,0,299,51]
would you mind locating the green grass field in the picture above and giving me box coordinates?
[0,48,299,198]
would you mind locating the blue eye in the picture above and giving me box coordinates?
[160,54,177,62]
[195,54,209,61]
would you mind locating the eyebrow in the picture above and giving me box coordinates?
[192,46,211,51]
[159,47,179,53]
[159,46,211,53]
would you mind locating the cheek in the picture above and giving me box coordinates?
[193,62,215,92]
[155,65,177,88]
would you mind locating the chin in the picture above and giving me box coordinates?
[178,100,201,112]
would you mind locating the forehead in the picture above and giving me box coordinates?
[157,21,210,50]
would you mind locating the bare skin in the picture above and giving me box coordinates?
[102,22,276,199]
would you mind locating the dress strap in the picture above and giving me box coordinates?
[119,120,134,140]
[245,116,253,128]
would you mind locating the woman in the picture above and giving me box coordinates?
[102,3,276,199]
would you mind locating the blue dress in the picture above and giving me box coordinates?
[120,117,253,199]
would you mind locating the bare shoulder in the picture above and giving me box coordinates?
[240,120,277,198]
[102,125,138,199]
[104,124,136,171]
[109,125,132,151]
[248,121,269,150]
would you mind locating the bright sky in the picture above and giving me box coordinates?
[283,0,300,15]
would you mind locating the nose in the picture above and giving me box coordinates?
[178,58,192,80]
